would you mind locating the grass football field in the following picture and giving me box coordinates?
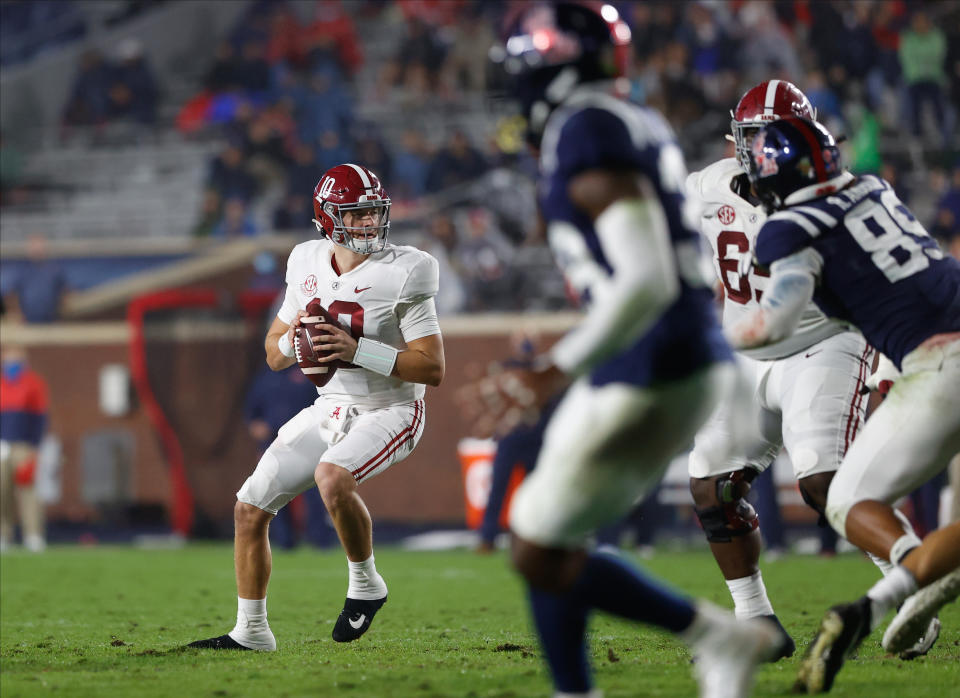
[1,544,958,697]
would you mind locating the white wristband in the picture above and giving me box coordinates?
[278,332,295,358]
[352,337,399,376]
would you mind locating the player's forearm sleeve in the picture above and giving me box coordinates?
[551,196,679,375]
[727,248,820,349]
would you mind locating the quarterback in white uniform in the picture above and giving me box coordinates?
[189,163,444,651]
[686,81,928,659]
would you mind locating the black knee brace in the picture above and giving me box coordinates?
[695,501,759,542]
[694,470,760,543]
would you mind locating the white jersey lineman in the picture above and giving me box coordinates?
[237,238,440,512]
[687,158,873,480]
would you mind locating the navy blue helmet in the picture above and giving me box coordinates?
[490,2,631,145]
[747,117,848,213]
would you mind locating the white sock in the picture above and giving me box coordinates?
[230,597,270,638]
[347,555,387,600]
[868,552,895,576]
[866,566,918,630]
[726,571,775,619]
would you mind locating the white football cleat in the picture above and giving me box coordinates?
[883,568,960,655]
[688,602,782,698]
[898,616,940,660]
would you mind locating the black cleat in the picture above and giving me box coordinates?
[762,614,796,661]
[794,597,871,694]
[332,596,387,642]
[186,634,254,650]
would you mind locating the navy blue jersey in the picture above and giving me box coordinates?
[755,175,960,368]
[539,90,730,386]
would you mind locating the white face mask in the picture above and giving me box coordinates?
[314,200,391,255]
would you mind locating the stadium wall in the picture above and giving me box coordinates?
[2,314,578,536]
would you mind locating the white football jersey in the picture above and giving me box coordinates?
[278,239,440,407]
[686,157,847,359]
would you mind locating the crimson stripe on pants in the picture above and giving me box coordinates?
[354,400,423,482]
[843,345,872,455]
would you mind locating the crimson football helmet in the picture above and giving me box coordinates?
[730,80,816,172]
[312,163,391,255]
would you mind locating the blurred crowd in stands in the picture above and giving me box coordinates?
[2,0,959,316]
[0,0,165,67]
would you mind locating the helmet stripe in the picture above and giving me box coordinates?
[763,80,781,116]
[790,119,828,182]
[344,163,374,190]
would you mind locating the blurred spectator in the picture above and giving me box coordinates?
[0,344,49,552]
[302,0,364,76]
[391,129,432,200]
[879,158,912,206]
[455,208,515,311]
[438,4,494,95]
[244,364,332,549]
[833,3,880,106]
[107,38,158,124]
[849,105,882,174]
[236,41,272,94]
[383,17,447,97]
[0,0,85,67]
[315,129,354,171]
[419,212,467,315]
[62,49,113,127]
[273,192,314,231]
[427,130,488,192]
[899,10,951,145]
[736,3,802,83]
[285,143,321,199]
[355,133,393,186]
[205,41,245,93]
[297,66,353,146]
[804,70,845,128]
[677,4,737,82]
[192,190,223,238]
[7,235,67,324]
[658,42,708,132]
[931,165,960,257]
[264,4,307,68]
[868,1,907,102]
[627,3,682,64]
[212,197,259,238]
[207,144,258,203]
[0,132,25,206]
[242,114,290,191]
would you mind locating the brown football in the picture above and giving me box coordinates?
[294,298,344,388]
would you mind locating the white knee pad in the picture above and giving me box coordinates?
[236,450,285,514]
[825,485,854,536]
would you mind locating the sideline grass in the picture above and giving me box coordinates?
[1,544,958,697]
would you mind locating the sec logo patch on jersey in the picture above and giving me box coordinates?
[718,205,736,225]
[301,274,318,295]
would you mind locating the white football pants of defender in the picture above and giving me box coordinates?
[826,336,960,537]
[689,331,871,480]
[510,363,735,548]
[237,396,425,514]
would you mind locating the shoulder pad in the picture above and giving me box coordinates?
[399,249,439,302]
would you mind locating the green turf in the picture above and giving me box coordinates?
[1,545,958,697]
